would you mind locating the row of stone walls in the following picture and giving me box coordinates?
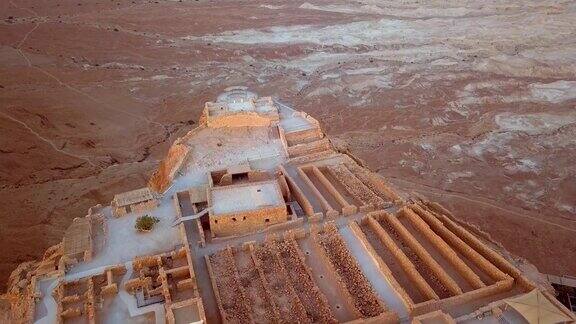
[345,162,401,204]
[348,221,416,311]
[279,166,315,217]
[423,204,534,291]
[412,278,514,316]
[251,240,310,322]
[310,227,364,320]
[354,205,535,318]
[382,212,463,296]
[206,237,338,323]
[376,209,507,299]
[363,214,439,302]
[310,166,347,208]
[297,166,339,218]
[326,164,384,209]
[409,204,508,283]
[274,235,337,323]
[400,208,486,290]
[307,165,358,216]
[237,243,282,323]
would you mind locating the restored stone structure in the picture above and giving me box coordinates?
[3,88,574,324]
[111,187,159,217]
[208,178,288,237]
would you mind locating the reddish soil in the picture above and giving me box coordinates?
[1,0,575,291]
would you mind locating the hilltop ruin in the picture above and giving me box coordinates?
[2,87,574,324]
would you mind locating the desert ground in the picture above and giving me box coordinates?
[0,0,575,292]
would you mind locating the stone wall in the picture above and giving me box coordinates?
[207,112,274,128]
[209,205,287,237]
[364,214,439,301]
[279,166,315,217]
[287,138,331,158]
[149,140,190,192]
[400,207,485,290]
[310,165,357,215]
[284,127,322,146]
[297,166,338,218]
[314,223,387,318]
[349,221,416,311]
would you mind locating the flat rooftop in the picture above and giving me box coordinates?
[210,180,284,215]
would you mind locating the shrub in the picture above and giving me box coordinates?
[135,215,159,232]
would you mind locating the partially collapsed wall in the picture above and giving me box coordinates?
[149,140,190,192]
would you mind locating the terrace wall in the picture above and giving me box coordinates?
[284,127,322,146]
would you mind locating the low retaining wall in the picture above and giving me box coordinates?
[287,138,331,158]
[285,127,322,146]
[203,255,226,320]
[412,278,514,316]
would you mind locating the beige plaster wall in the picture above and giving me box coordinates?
[207,113,273,128]
[210,205,287,237]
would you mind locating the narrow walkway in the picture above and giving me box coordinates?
[34,279,58,324]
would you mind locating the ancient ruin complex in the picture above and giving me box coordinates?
[2,87,575,324]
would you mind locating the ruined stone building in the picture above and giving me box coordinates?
[2,87,575,324]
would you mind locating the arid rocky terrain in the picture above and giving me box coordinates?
[1,0,575,292]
